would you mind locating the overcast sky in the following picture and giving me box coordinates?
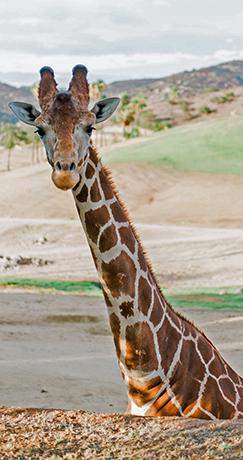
[1,0,243,86]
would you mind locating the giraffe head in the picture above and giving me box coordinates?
[9,66,120,190]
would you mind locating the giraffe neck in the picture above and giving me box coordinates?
[73,146,170,368]
[72,146,243,420]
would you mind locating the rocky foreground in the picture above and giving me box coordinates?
[0,407,242,459]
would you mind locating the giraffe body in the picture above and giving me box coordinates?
[9,66,243,419]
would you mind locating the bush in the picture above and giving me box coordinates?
[199,105,216,114]
[211,92,237,104]
[151,120,173,131]
[124,127,140,139]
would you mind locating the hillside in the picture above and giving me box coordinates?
[0,82,35,123]
[2,60,243,125]
[106,61,243,97]
[104,115,243,175]
[106,60,243,125]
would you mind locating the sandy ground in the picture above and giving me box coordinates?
[0,291,242,413]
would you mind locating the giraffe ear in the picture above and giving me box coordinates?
[8,101,41,126]
[91,97,120,124]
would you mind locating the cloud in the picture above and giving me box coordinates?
[0,0,243,84]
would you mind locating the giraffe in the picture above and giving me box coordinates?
[9,65,243,419]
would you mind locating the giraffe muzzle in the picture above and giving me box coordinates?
[52,160,80,191]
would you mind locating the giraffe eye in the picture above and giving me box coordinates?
[86,125,95,136]
[35,127,45,138]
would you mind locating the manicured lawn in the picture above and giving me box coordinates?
[104,116,243,175]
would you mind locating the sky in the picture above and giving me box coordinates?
[0,0,243,87]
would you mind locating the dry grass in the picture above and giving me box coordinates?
[1,407,242,459]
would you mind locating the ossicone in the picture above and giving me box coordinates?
[69,64,89,110]
[38,66,58,110]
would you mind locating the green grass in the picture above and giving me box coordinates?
[167,292,243,310]
[104,116,243,175]
[0,277,102,295]
[0,278,242,310]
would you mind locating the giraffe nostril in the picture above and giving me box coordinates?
[56,161,62,171]
[69,162,76,171]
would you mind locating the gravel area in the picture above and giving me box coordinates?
[1,407,243,459]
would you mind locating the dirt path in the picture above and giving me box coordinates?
[0,291,242,413]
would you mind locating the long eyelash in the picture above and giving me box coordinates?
[86,126,96,135]
[34,127,45,137]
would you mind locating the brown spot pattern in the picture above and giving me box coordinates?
[76,184,88,202]
[197,335,213,364]
[208,354,226,379]
[201,378,235,418]
[85,206,110,244]
[138,277,152,316]
[219,377,236,402]
[102,289,112,307]
[90,179,102,202]
[85,163,95,179]
[157,317,182,376]
[99,224,118,253]
[180,339,205,382]
[109,312,121,358]
[166,308,181,330]
[111,201,126,223]
[102,251,136,298]
[119,301,134,318]
[150,292,163,327]
[125,322,158,372]
[119,227,135,253]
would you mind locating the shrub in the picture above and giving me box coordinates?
[199,106,216,114]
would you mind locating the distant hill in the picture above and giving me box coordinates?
[106,60,243,125]
[106,61,243,97]
[2,60,243,125]
[0,83,35,123]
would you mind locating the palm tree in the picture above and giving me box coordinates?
[90,79,106,102]
[114,94,135,137]
[0,123,31,170]
[130,95,147,126]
